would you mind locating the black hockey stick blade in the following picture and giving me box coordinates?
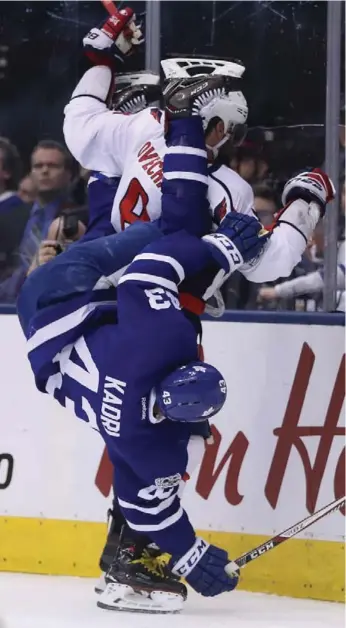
[225,495,345,576]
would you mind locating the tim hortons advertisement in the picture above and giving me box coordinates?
[0,316,344,541]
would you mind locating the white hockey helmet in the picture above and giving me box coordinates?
[161,57,248,145]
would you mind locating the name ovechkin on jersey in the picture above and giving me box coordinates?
[100,376,127,437]
[138,141,163,189]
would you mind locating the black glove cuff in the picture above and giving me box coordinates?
[285,187,325,216]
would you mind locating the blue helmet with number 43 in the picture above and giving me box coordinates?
[156,361,227,423]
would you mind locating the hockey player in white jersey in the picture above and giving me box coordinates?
[84,70,161,241]
[64,7,335,289]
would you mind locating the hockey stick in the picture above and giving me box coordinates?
[225,495,345,575]
[101,0,118,16]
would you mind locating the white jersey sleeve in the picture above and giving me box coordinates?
[208,165,321,284]
[241,199,321,283]
[63,66,164,177]
[241,222,306,282]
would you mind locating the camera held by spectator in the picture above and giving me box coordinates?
[0,139,88,303]
[28,212,86,275]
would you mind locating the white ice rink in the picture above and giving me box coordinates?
[0,573,344,628]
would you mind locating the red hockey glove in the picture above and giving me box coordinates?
[282,168,335,217]
[83,8,143,68]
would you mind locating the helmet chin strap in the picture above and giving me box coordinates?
[206,133,230,159]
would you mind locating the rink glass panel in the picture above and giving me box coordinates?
[0,1,337,172]
[0,1,344,308]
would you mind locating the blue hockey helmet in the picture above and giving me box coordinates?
[155,361,227,423]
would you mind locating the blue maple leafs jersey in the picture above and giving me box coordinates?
[24,231,215,557]
[18,116,213,557]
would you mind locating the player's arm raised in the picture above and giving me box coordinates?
[240,169,335,283]
[63,9,160,174]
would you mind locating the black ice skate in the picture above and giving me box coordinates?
[97,529,187,614]
[95,509,155,594]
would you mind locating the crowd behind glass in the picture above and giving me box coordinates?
[0,0,344,312]
[0,124,344,312]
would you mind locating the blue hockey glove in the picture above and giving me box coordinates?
[171,537,239,597]
[202,211,270,276]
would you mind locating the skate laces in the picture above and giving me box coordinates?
[133,550,172,579]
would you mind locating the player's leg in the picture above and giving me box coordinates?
[96,483,155,595]
[88,267,202,611]
[99,496,127,574]
[17,221,161,336]
[96,424,210,595]
[97,446,190,614]
[98,428,211,594]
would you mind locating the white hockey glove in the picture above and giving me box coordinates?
[83,8,143,68]
[282,168,335,217]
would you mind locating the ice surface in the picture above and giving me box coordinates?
[0,573,344,628]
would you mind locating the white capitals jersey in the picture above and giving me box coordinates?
[64,66,317,284]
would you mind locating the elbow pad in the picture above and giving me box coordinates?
[274,199,321,244]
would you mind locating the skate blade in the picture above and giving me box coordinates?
[97,582,183,614]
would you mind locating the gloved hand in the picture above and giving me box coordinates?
[171,537,239,597]
[83,8,143,68]
[282,168,335,217]
[202,212,269,275]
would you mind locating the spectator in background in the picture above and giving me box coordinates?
[0,137,22,213]
[0,137,32,282]
[27,212,86,275]
[308,220,324,267]
[258,225,325,311]
[30,139,74,205]
[0,139,87,303]
[257,264,345,312]
[230,130,273,187]
[232,145,258,184]
[253,183,278,227]
[18,139,77,271]
[256,152,271,184]
[18,173,38,204]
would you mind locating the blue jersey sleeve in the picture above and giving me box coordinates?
[160,117,211,238]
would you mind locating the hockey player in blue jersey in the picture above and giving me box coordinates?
[17,81,269,612]
[18,214,266,615]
